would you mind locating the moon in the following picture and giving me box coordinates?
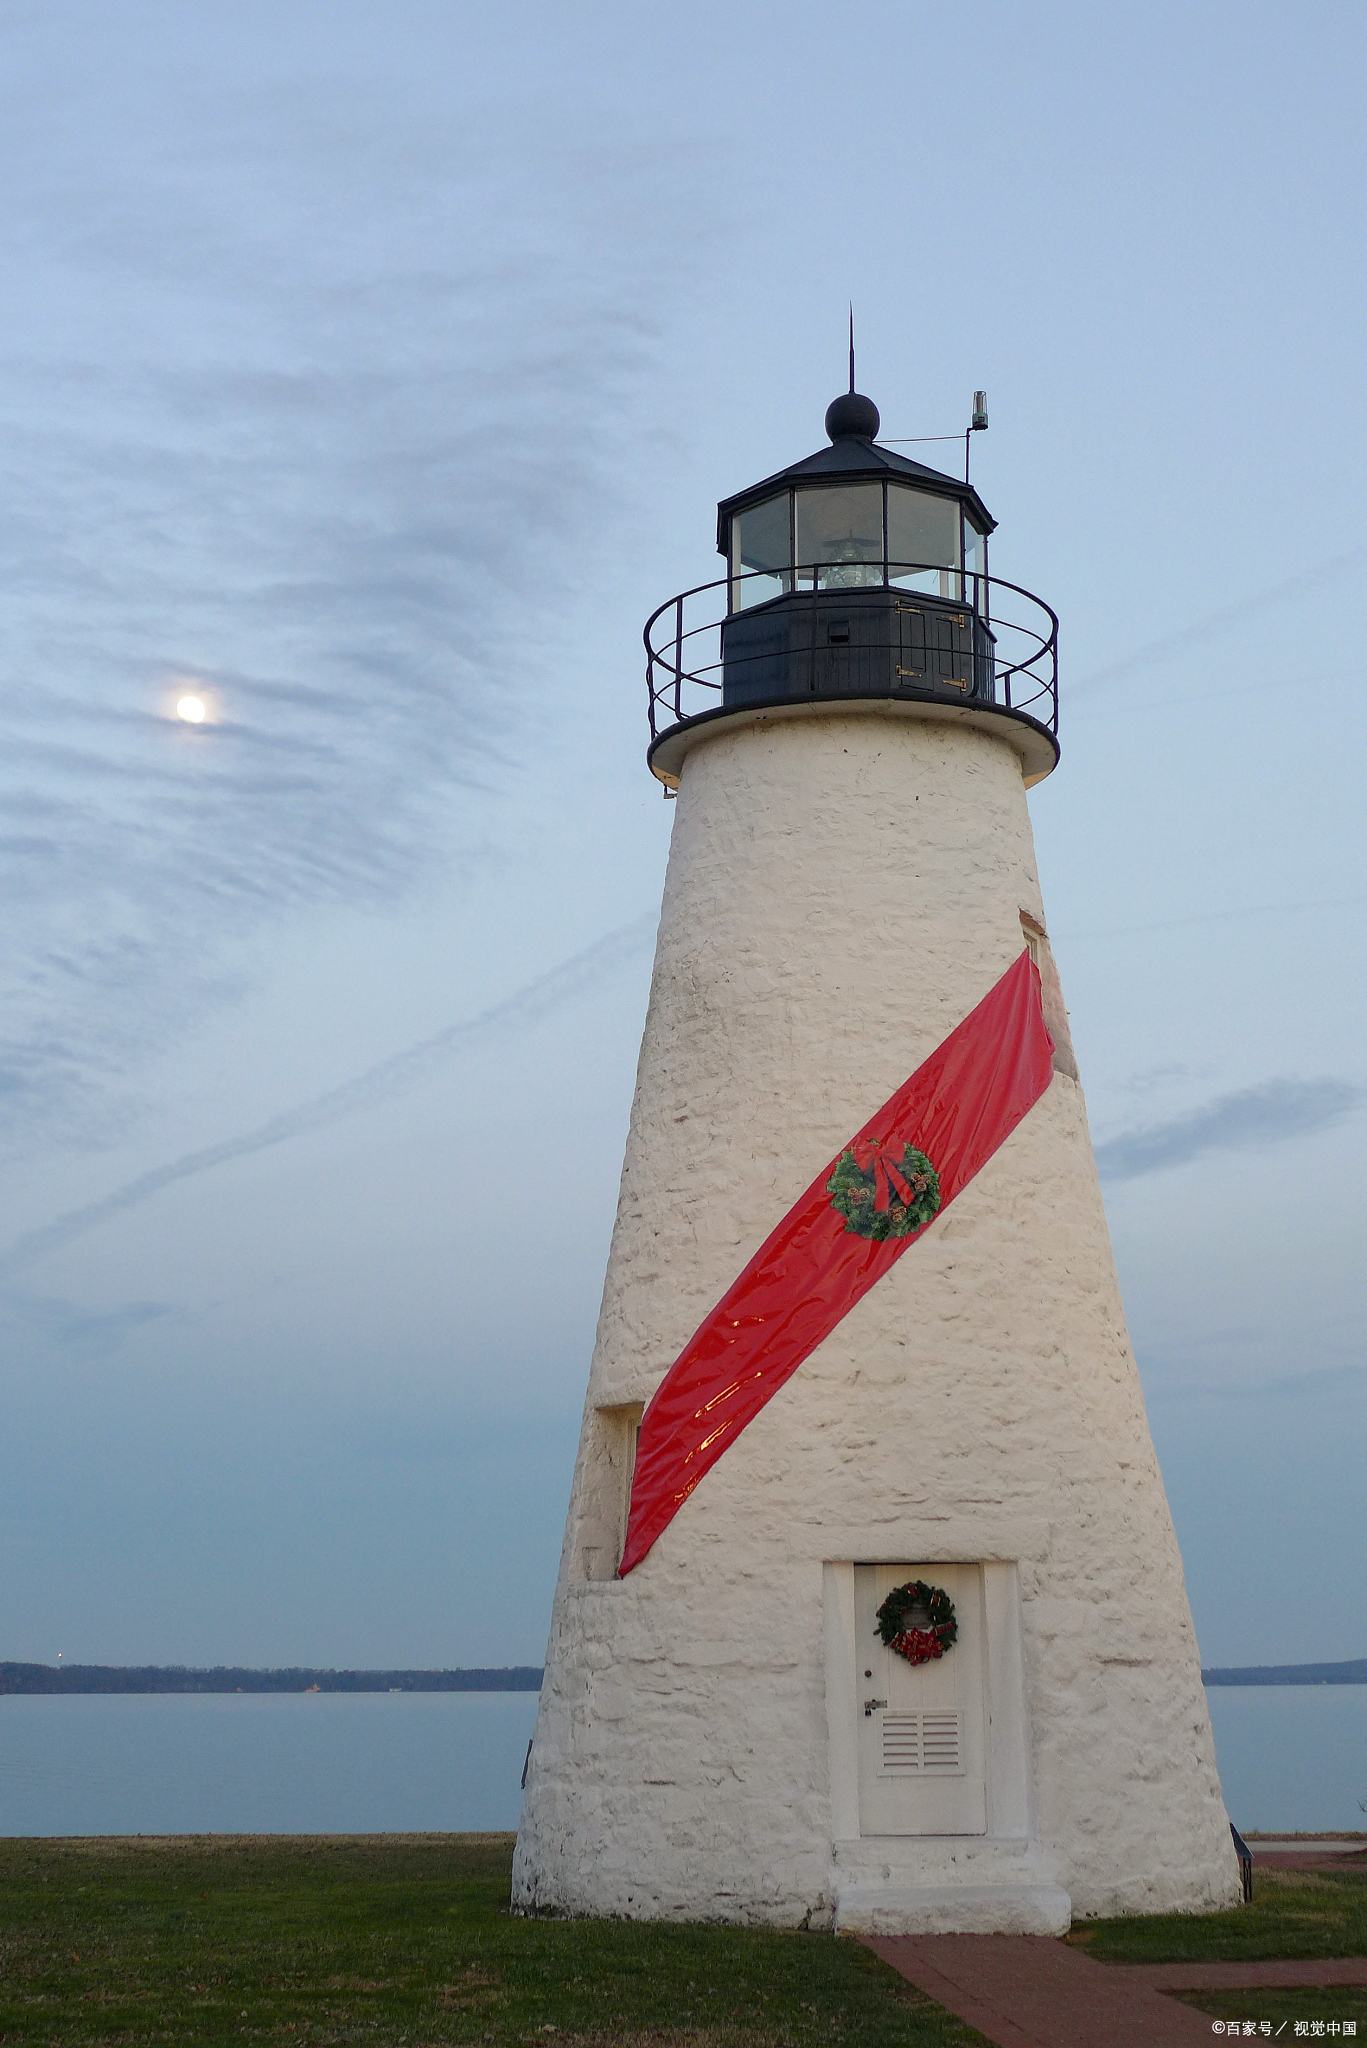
[177,695,207,724]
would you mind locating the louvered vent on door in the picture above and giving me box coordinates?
[880,1709,963,1775]
[921,1711,961,1769]
[880,1714,923,1770]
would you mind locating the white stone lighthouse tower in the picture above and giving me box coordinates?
[513,380,1241,1933]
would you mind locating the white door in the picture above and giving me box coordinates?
[854,1562,986,1836]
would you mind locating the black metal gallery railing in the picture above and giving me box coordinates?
[645,564,1058,744]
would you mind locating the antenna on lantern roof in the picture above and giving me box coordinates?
[849,305,856,394]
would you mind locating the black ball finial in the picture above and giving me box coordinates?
[825,390,881,441]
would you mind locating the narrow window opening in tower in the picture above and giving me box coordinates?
[578,1404,644,1582]
[1019,912,1079,1080]
[622,1418,642,1557]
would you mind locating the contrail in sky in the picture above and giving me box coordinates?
[12,880,1358,1275]
[1053,892,1367,944]
[0,915,656,1276]
[1068,545,1367,698]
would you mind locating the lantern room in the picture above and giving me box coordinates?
[721,389,991,612]
[716,387,995,710]
[643,384,1059,793]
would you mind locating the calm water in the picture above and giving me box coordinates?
[0,1691,539,1836]
[0,1686,1362,1837]
[1206,1687,1367,1834]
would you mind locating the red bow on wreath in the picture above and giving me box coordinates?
[863,1140,934,1215]
[892,1627,946,1666]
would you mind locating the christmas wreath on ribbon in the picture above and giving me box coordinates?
[876,1580,959,1667]
[827,1140,941,1241]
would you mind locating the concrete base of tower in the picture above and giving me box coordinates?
[835,1884,1072,1937]
[832,1836,1070,1935]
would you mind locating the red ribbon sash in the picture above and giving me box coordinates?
[619,949,1055,1576]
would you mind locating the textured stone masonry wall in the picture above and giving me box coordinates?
[513,707,1241,1926]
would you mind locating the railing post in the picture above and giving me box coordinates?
[674,597,684,722]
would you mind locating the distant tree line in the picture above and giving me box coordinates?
[1202,1659,1367,1686]
[8,1657,1358,1695]
[0,1663,544,1695]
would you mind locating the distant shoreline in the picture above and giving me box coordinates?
[0,1663,544,1696]
[1202,1659,1367,1687]
[3,1657,1362,1695]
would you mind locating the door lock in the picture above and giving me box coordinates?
[863,1697,887,1717]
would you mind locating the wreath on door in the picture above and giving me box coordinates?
[875,1580,958,1666]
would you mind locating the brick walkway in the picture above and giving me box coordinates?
[862,1933,1367,2048]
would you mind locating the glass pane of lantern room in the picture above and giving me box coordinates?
[963,518,982,606]
[888,487,960,598]
[797,484,884,590]
[731,493,792,610]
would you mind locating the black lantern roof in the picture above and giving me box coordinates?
[715,390,996,558]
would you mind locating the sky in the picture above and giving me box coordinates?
[1,0,1364,1675]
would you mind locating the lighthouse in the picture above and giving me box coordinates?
[512,377,1242,1933]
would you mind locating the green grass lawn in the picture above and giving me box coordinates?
[0,1834,985,2048]
[1074,1863,1367,1964]
[4,1835,1364,2047]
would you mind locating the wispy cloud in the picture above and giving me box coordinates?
[0,1291,181,1358]
[0,77,703,1150]
[0,916,655,1277]
[1094,1077,1361,1182]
